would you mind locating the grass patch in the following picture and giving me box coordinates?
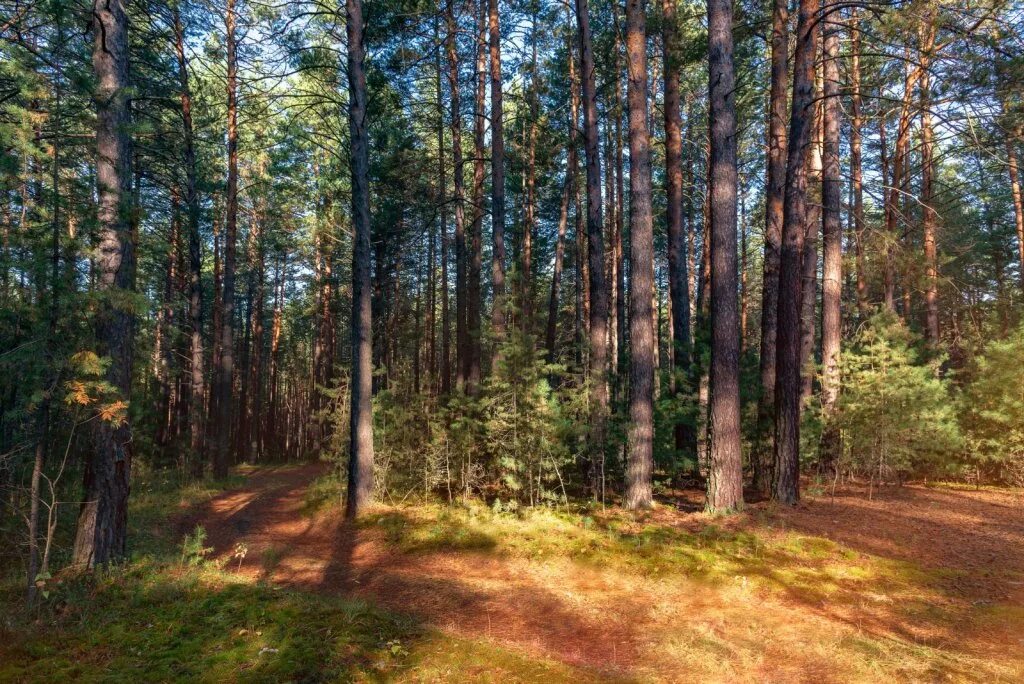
[358,500,892,594]
[1,567,416,682]
[1,562,590,682]
[352,498,1024,681]
[302,466,346,515]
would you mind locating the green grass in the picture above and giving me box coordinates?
[3,566,411,682]
[1,562,589,683]
[359,499,919,599]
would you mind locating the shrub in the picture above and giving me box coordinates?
[833,311,962,482]
[481,329,574,506]
[960,325,1024,485]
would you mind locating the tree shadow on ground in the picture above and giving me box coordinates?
[657,481,1024,672]
[1,563,427,681]
[316,513,642,677]
[182,466,1024,681]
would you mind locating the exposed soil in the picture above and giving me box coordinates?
[181,464,1024,680]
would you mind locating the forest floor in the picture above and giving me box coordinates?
[3,463,1024,682]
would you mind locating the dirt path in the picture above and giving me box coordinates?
[182,465,1024,680]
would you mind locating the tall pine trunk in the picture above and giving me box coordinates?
[606,109,618,393]
[155,199,179,449]
[850,10,867,316]
[521,7,539,328]
[920,16,939,346]
[614,63,626,385]
[173,4,205,474]
[799,78,821,404]
[575,0,609,496]
[73,0,134,567]
[1008,141,1024,293]
[547,13,579,363]
[247,210,266,460]
[212,0,239,479]
[705,0,743,513]
[467,0,487,395]
[773,0,818,505]
[447,0,467,390]
[624,0,655,511]
[435,17,452,394]
[754,0,787,494]
[662,0,695,462]
[265,254,285,455]
[346,0,374,518]
[884,58,920,311]
[818,13,842,471]
[488,0,507,348]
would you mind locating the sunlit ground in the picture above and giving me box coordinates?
[3,465,1022,682]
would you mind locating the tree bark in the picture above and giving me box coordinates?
[436,17,452,394]
[624,0,655,511]
[212,0,239,479]
[249,207,268,460]
[684,101,697,327]
[740,193,748,350]
[705,0,743,513]
[614,59,626,384]
[346,0,374,518]
[521,7,539,327]
[1008,141,1024,293]
[850,10,867,317]
[575,0,609,496]
[265,254,285,455]
[447,0,467,391]
[662,0,695,462]
[800,75,821,404]
[773,0,818,506]
[73,0,134,567]
[211,220,222,423]
[156,198,180,450]
[488,0,507,347]
[696,141,712,472]
[884,56,920,311]
[754,0,787,495]
[605,111,618,394]
[466,0,486,395]
[547,12,579,363]
[602,114,618,393]
[427,190,437,382]
[920,16,939,346]
[819,13,842,471]
[172,4,205,474]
